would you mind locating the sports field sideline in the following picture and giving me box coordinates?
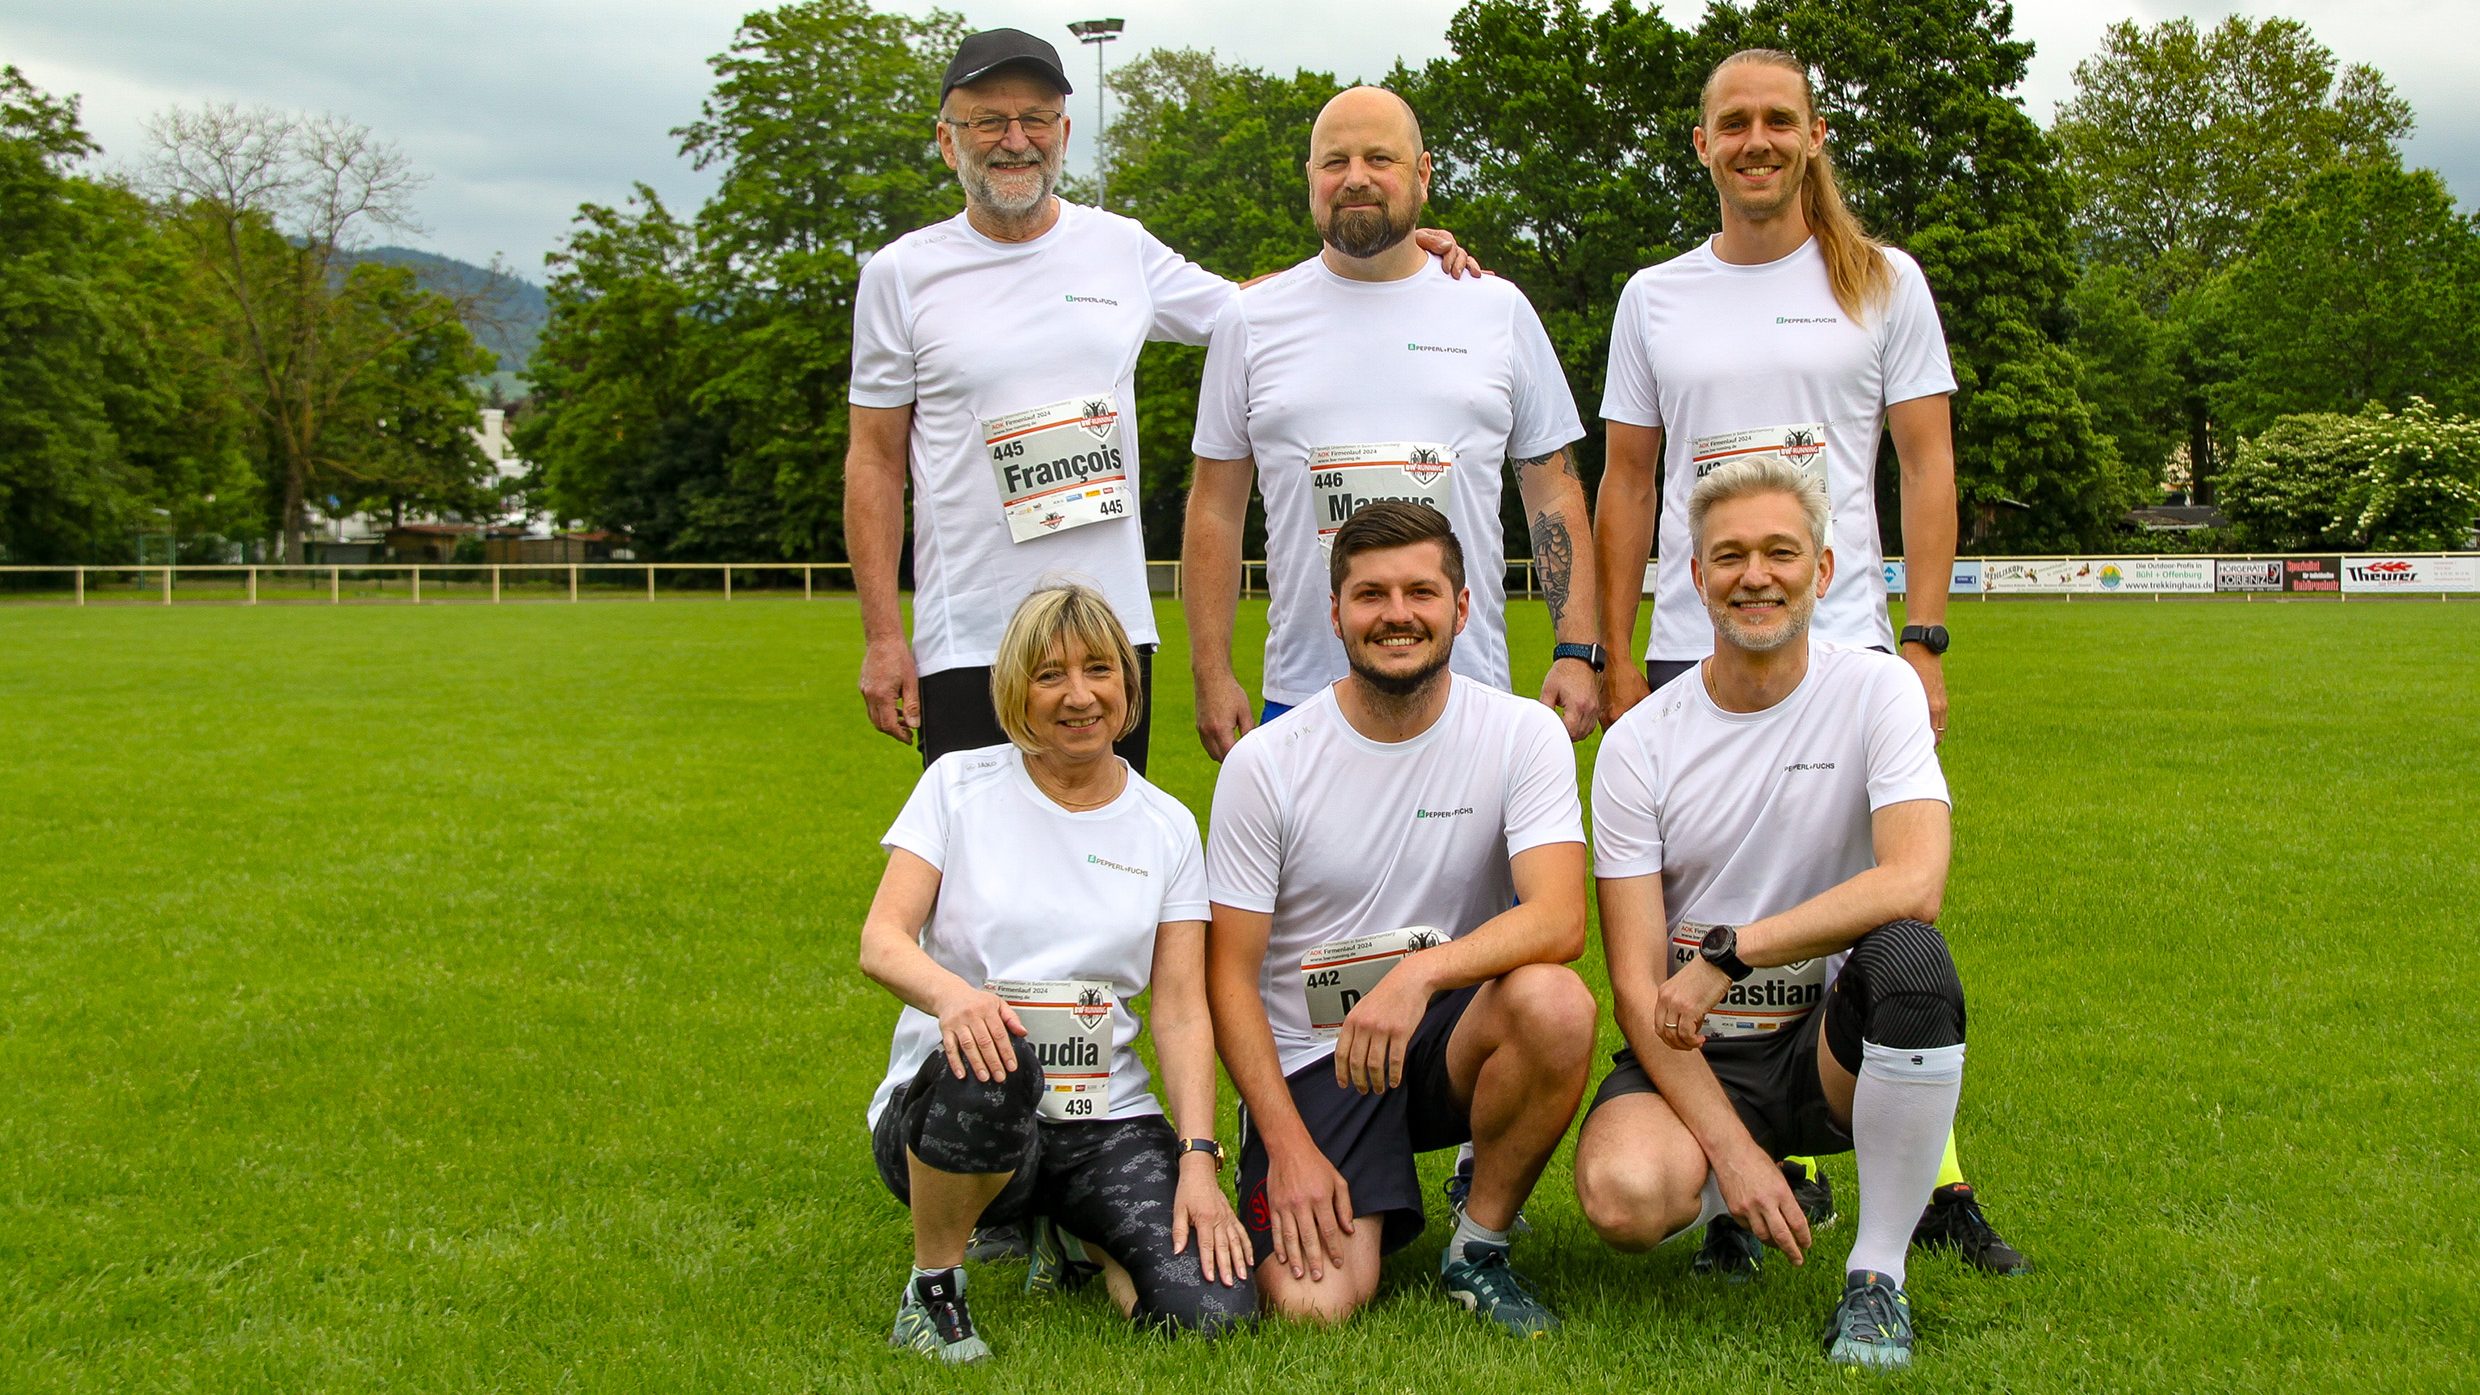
[4,599,2473,1392]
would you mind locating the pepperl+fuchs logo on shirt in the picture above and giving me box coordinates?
[1413,805,1476,821]
[1783,761,1838,773]
[1406,341,1468,355]
[1775,315,1839,325]
[1065,293,1121,307]
[1086,853,1150,877]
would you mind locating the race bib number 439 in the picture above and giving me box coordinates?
[1308,442,1454,551]
[986,977,1116,1119]
[984,394,1134,544]
[1300,926,1447,1038]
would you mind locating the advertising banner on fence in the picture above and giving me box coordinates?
[2341,556,2480,594]
[2283,557,2340,593]
[1882,560,1986,596]
[1984,558,2213,594]
[2215,559,2284,592]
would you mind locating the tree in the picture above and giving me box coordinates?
[2051,16,2411,298]
[519,188,746,559]
[2218,400,2480,550]
[2201,164,2480,438]
[145,103,498,561]
[0,67,253,563]
[677,0,967,558]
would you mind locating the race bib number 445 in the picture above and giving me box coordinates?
[986,977,1116,1119]
[1308,442,1455,551]
[984,394,1134,544]
[1300,926,1447,1038]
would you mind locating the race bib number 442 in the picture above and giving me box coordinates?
[984,394,1134,544]
[1300,926,1447,1038]
[986,977,1116,1119]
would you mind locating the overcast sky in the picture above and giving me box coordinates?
[5,1,2471,277]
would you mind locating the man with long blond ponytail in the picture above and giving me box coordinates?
[1586,48,2030,1290]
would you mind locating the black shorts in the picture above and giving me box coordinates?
[1645,657,1697,692]
[1235,985,1478,1267]
[1587,1001,1854,1159]
[916,646,1156,775]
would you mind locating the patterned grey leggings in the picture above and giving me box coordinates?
[872,1051,1256,1335]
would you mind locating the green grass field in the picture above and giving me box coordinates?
[4,597,2474,1392]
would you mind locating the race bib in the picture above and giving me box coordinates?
[1668,922,1827,1040]
[986,977,1116,1120]
[1690,423,1831,535]
[984,394,1134,544]
[1307,443,1455,551]
[1300,926,1448,1039]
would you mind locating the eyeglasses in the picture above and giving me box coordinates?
[944,110,1063,141]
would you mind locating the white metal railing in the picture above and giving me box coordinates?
[0,553,2471,605]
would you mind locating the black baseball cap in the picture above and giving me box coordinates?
[942,29,1073,99]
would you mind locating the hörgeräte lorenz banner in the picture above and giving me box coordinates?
[2214,559,2285,592]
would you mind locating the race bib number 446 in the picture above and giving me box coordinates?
[986,977,1116,1119]
[1308,442,1455,551]
[1300,926,1447,1038]
[984,394,1134,544]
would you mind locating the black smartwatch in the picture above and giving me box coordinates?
[1552,641,1607,672]
[1899,624,1950,656]
[1698,924,1754,982]
[1178,1138,1225,1171]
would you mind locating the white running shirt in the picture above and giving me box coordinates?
[1600,238,1956,662]
[851,201,1231,674]
[868,744,1211,1128]
[1192,256,1584,706]
[1206,676,1585,1074]
[1591,644,1949,1030]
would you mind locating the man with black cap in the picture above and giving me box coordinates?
[847,29,1477,776]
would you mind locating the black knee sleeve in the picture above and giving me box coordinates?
[1823,918,1967,1072]
[899,1048,1046,1176]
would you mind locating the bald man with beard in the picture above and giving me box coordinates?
[1183,86,1603,764]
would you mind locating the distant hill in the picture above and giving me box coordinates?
[348,246,548,396]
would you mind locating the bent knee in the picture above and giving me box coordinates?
[1576,1153,1698,1253]
[1494,963,1598,1056]
[1259,1266,1374,1325]
[1139,1281,1260,1338]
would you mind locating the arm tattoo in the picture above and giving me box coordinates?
[1529,508,1575,631]
[1512,448,1579,484]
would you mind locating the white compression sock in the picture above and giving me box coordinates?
[1658,1175,1730,1247]
[1845,1040,1966,1287]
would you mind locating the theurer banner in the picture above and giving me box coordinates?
[2342,556,2480,594]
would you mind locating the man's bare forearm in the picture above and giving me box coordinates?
[1182,458,1252,681]
[1515,448,1598,644]
[1207,909,1317,1156]
[1891,396,1957,629]
[845,439,910,641]
[1594,424,1661,657]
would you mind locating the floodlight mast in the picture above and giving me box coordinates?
[1067,18,1124,209]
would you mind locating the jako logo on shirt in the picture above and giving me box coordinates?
[1414,806,1475,820]
[1065,293,1120,306]
[1087,853,1150,877]
[1406,342,1468,354]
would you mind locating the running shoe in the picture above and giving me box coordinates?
[1786,1160,1838,1230]
[1822,1269,1914,1371]
[1022,1213,1101,1296]
[1440,1238,1560,1336]
[1691,1213,1763,1283]
[1441,1151,1533,1237]
[889,1268,991,1364]
[1911,1182,2031,1275]
[964,1223,1028,1264]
